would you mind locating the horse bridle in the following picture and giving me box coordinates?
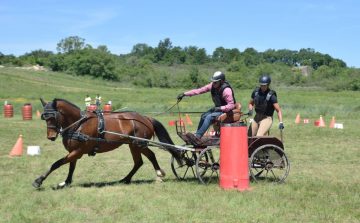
[41,104,88,136]
[41,106,62,133]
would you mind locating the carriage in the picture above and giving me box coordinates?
[33,98,290,189]
[169,103,290,185]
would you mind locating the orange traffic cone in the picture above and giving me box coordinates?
[185,114,193,125]
[329,116,336,128]
[9,135,23,156]
[318,115,326,127]
[36,110,41,118]
[295,113,301,124]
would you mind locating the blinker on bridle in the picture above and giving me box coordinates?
[41,106,61,132]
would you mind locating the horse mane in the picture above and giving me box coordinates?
[53,98,80,110]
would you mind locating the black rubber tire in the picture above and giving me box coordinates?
[249,144,290,183]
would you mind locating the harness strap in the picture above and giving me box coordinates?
[94,110,105,137]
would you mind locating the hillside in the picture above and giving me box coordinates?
[1,67,359,120]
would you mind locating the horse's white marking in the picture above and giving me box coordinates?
[156,169,166,177]
[58,182,66,187]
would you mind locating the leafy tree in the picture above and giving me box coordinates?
[131,43,154,57]
[97,45,110,53]
[193,48,208,64]
[0,53,22,66]
[184,46,208,64]
[154,38,173,62]
[212,47,226,62]
[213,47,241,63]
[241,47,261,66]
[56,36,85,53]
[19,49,53,66]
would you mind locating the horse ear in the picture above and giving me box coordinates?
[40,98,47,107]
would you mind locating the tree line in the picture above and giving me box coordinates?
[0,36,359,91]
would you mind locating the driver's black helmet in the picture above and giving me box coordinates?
[259,75,271,85]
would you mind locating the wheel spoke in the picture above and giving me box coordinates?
[171,151,197,180]
[196,147,220,185]
[270,169,279,181]
[181,166,189,179]
[255,169,265,178]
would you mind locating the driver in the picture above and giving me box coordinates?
[177,71,236,145]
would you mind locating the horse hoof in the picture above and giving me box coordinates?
[32,178,43,189]
[156,169,166,177]
[119,178,131,184]
[56,182,70,189]
[32,181,41,189]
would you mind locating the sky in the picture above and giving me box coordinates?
[1,0,359,67]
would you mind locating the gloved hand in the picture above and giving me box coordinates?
[248,109,253,116]
[177,93,185,101]
[210,107,222,112]
[279,122,284,130]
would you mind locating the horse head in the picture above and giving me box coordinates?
[40,98,61,141]
[40,98,82,141]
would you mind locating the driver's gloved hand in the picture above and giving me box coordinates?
[279,122,284,130]
[177,93,185,101]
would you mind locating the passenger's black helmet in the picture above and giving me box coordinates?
[259,75,271,85]
[211,71,225,82]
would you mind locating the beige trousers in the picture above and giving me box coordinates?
[251,116,273,136]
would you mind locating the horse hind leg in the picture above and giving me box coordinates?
[120,144,143,184]
[140,147,166,182]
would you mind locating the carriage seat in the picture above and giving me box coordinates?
[216,102,242,123]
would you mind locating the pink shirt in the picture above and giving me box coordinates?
[184,83,235,112]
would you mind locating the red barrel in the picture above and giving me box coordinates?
[103,104,112,113]
[22,103,32,120]
[87,104,97,112]
[4,104,14,118]
[220,123,249,191]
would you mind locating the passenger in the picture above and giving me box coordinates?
[248,74,284,136]
[95,94,102,107]
[84,95,91,108]
[177,71,236,144]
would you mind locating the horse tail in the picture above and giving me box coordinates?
[151,118,182,163]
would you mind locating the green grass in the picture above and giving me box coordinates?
[0,67,359,222]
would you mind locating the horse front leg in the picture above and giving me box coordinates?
[32,157,66,189]
[55,160,77,189]
[32,150,83,189]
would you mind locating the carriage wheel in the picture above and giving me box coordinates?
[249,144,290,183]
[196,147,220,185]
[171,151,197,180]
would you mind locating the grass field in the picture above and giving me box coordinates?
[0,67,359,222]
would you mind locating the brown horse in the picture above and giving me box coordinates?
[32,98,182,189]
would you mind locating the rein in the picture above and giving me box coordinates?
[59,112,88,135]
[152,99,180,116]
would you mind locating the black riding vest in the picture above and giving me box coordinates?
[254,87,276,116]
[211,81,236,107]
